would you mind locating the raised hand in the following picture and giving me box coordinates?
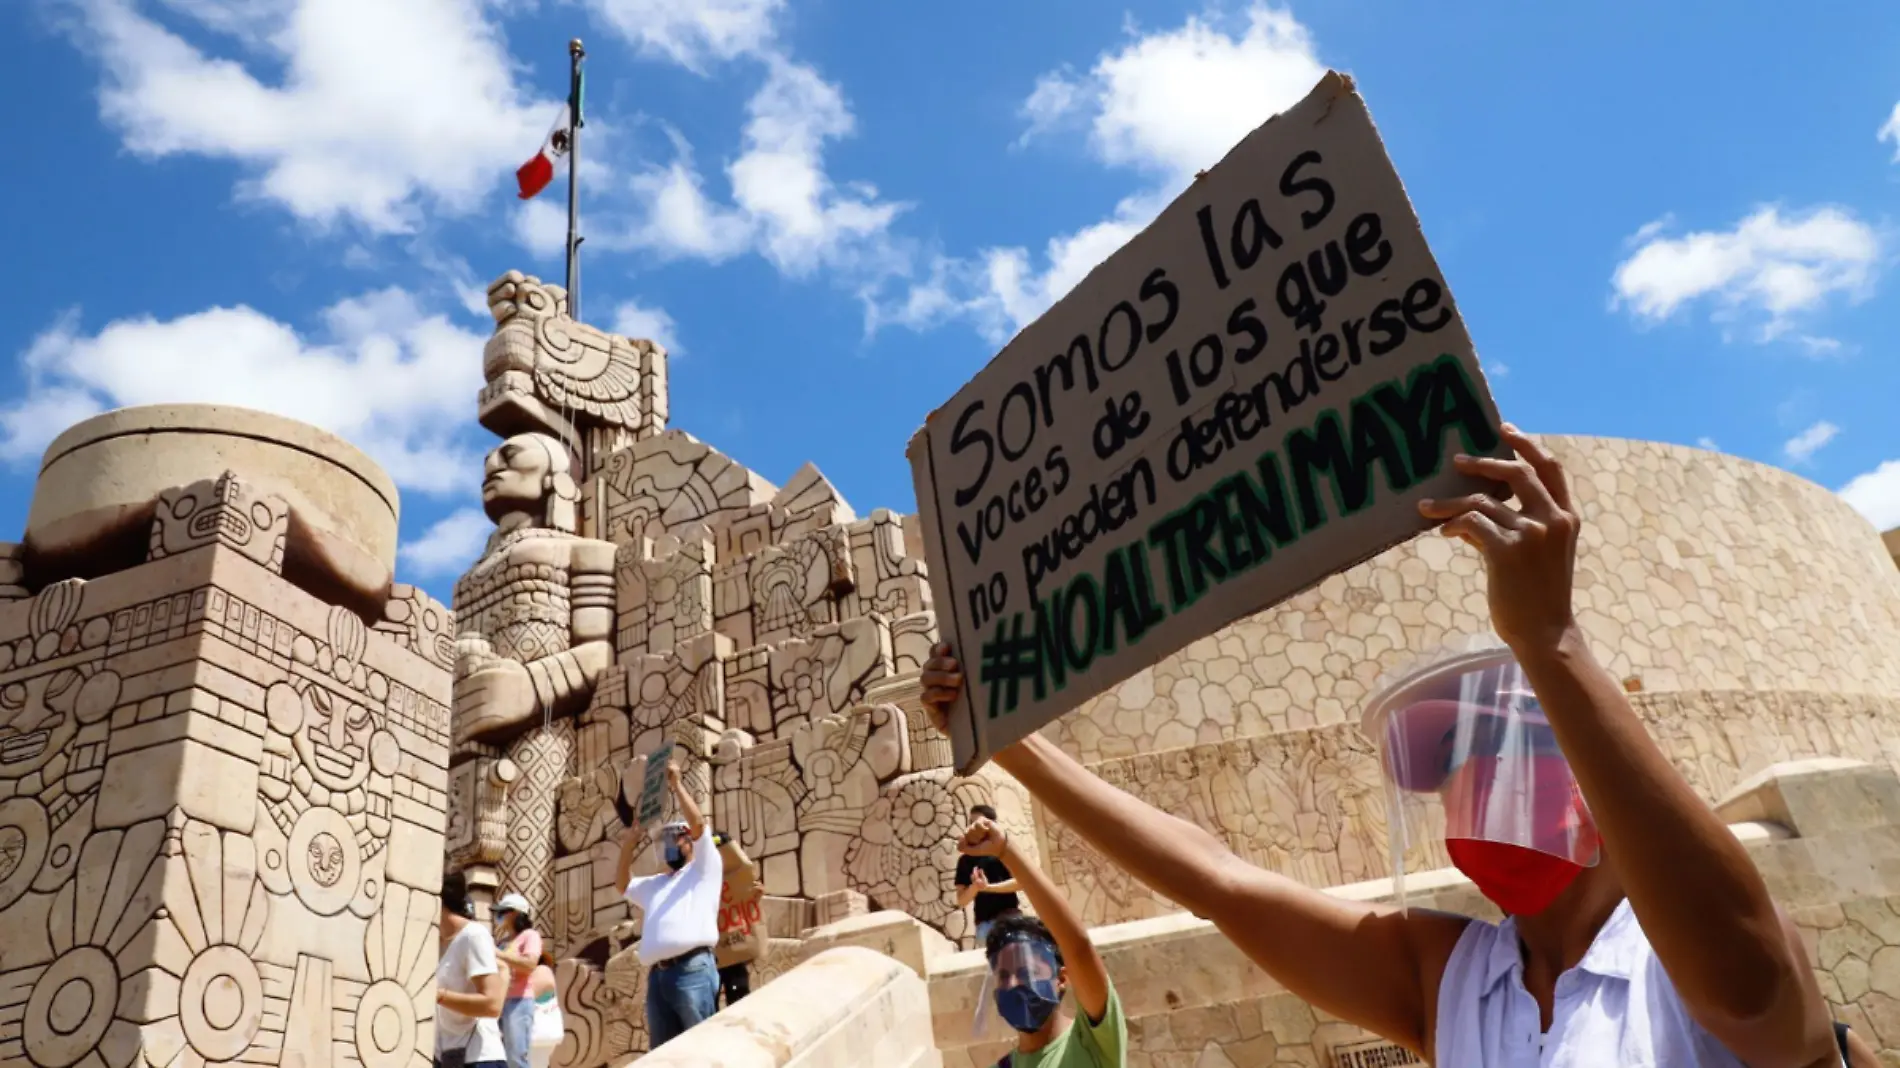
[959,815,1008,859]
[920,643,964,735]
[1418,424,1581,654]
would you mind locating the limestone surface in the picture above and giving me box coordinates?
[0,424,450,1068]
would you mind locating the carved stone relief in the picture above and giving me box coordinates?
[0,474,450,1068]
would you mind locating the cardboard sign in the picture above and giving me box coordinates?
[635,742,674,828]
[714,837,764,968]
[907,72,1508,773]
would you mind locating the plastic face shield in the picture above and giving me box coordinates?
[660,824,688,865]
[970,933,1062,1040]
[1362,647,1601,907]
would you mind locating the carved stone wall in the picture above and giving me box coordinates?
[447,270,1031,1067]
[0,447,450,1068]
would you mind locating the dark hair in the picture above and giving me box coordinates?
[504,910,535,933]
[441,871,474,918]
[969,804,998,822]
[984,914,1063,970]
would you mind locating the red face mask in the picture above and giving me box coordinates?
[1440,753,1598,915]
[1446,839,1585,915]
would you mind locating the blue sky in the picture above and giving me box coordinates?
[2,0,1897,606]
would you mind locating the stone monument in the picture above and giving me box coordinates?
[0,405,453,1068]
[445,271,1035,1065]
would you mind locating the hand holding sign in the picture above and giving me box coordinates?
[635,742,676,829]
[1418,426,1580,654]
[921,643,962,735]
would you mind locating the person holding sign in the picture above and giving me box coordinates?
[956,803,1023,944]
[960,813,1125,1068]
[921,428,1835,1068]
[612,757,725,1050]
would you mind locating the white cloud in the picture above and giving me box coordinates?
[975,189,1172,338]
[1078,6,1325,180]
[584,0,782,71]
[1018,70,1084,146]
[1881,101,1900,160]
[1842,460,1900,532]
[624,59,907,277]
[624,159,756,263]
[1782,420,1840,465]
[1696,436,1720,451]
[1610,206,1880,342]
[2,288,486,494]
[883,3,1327,338]
[611,301,680,354]
[513,197,571,262]
[69,0,554,234]
[399,507,492,578]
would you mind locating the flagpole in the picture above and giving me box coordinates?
[565,38,585,322]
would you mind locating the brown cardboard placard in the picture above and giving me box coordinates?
[715,837,763,967]
[907,72,1507,773]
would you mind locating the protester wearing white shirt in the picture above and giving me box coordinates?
[613,758,724,1049]
[434,872,507,1068]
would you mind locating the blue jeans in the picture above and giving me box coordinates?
[646,948,718,1049]
[499,998,533,1068]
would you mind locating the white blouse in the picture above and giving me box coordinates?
[1433,899,1755,1067]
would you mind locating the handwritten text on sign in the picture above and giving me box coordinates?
[908,72,1506,773]
[636,742,674,828]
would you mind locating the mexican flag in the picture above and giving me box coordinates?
[516,70,584,200]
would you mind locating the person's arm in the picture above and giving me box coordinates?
[954,857,984,909]
[439,969,507,1017]
[982,878,1021,893]
[1419,426,1832,1068]
[972,720,1463,1054]
[668,761,705,841]
[497,931,540,975]
[613,824,642,897]
[438,931,507,1018]
[1844,1024,1879,1068]
[959,817,1111,1025]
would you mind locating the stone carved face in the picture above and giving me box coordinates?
[483,435,555,516]
[481,433,578,532]
[291,686,379,793]
[0,670,81,781]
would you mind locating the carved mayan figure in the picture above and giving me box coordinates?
[451,432,617,921]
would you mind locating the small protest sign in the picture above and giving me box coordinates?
[714,836,764,968]
[907,72,1508,773]
[635,742,674,828]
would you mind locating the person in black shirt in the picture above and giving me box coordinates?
[955,804,1022,944]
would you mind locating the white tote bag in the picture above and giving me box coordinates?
[527,995,564,1068]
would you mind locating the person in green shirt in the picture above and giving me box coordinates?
[958,805,1126,1067]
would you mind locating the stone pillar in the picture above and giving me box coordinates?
[0,406,453,1068]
